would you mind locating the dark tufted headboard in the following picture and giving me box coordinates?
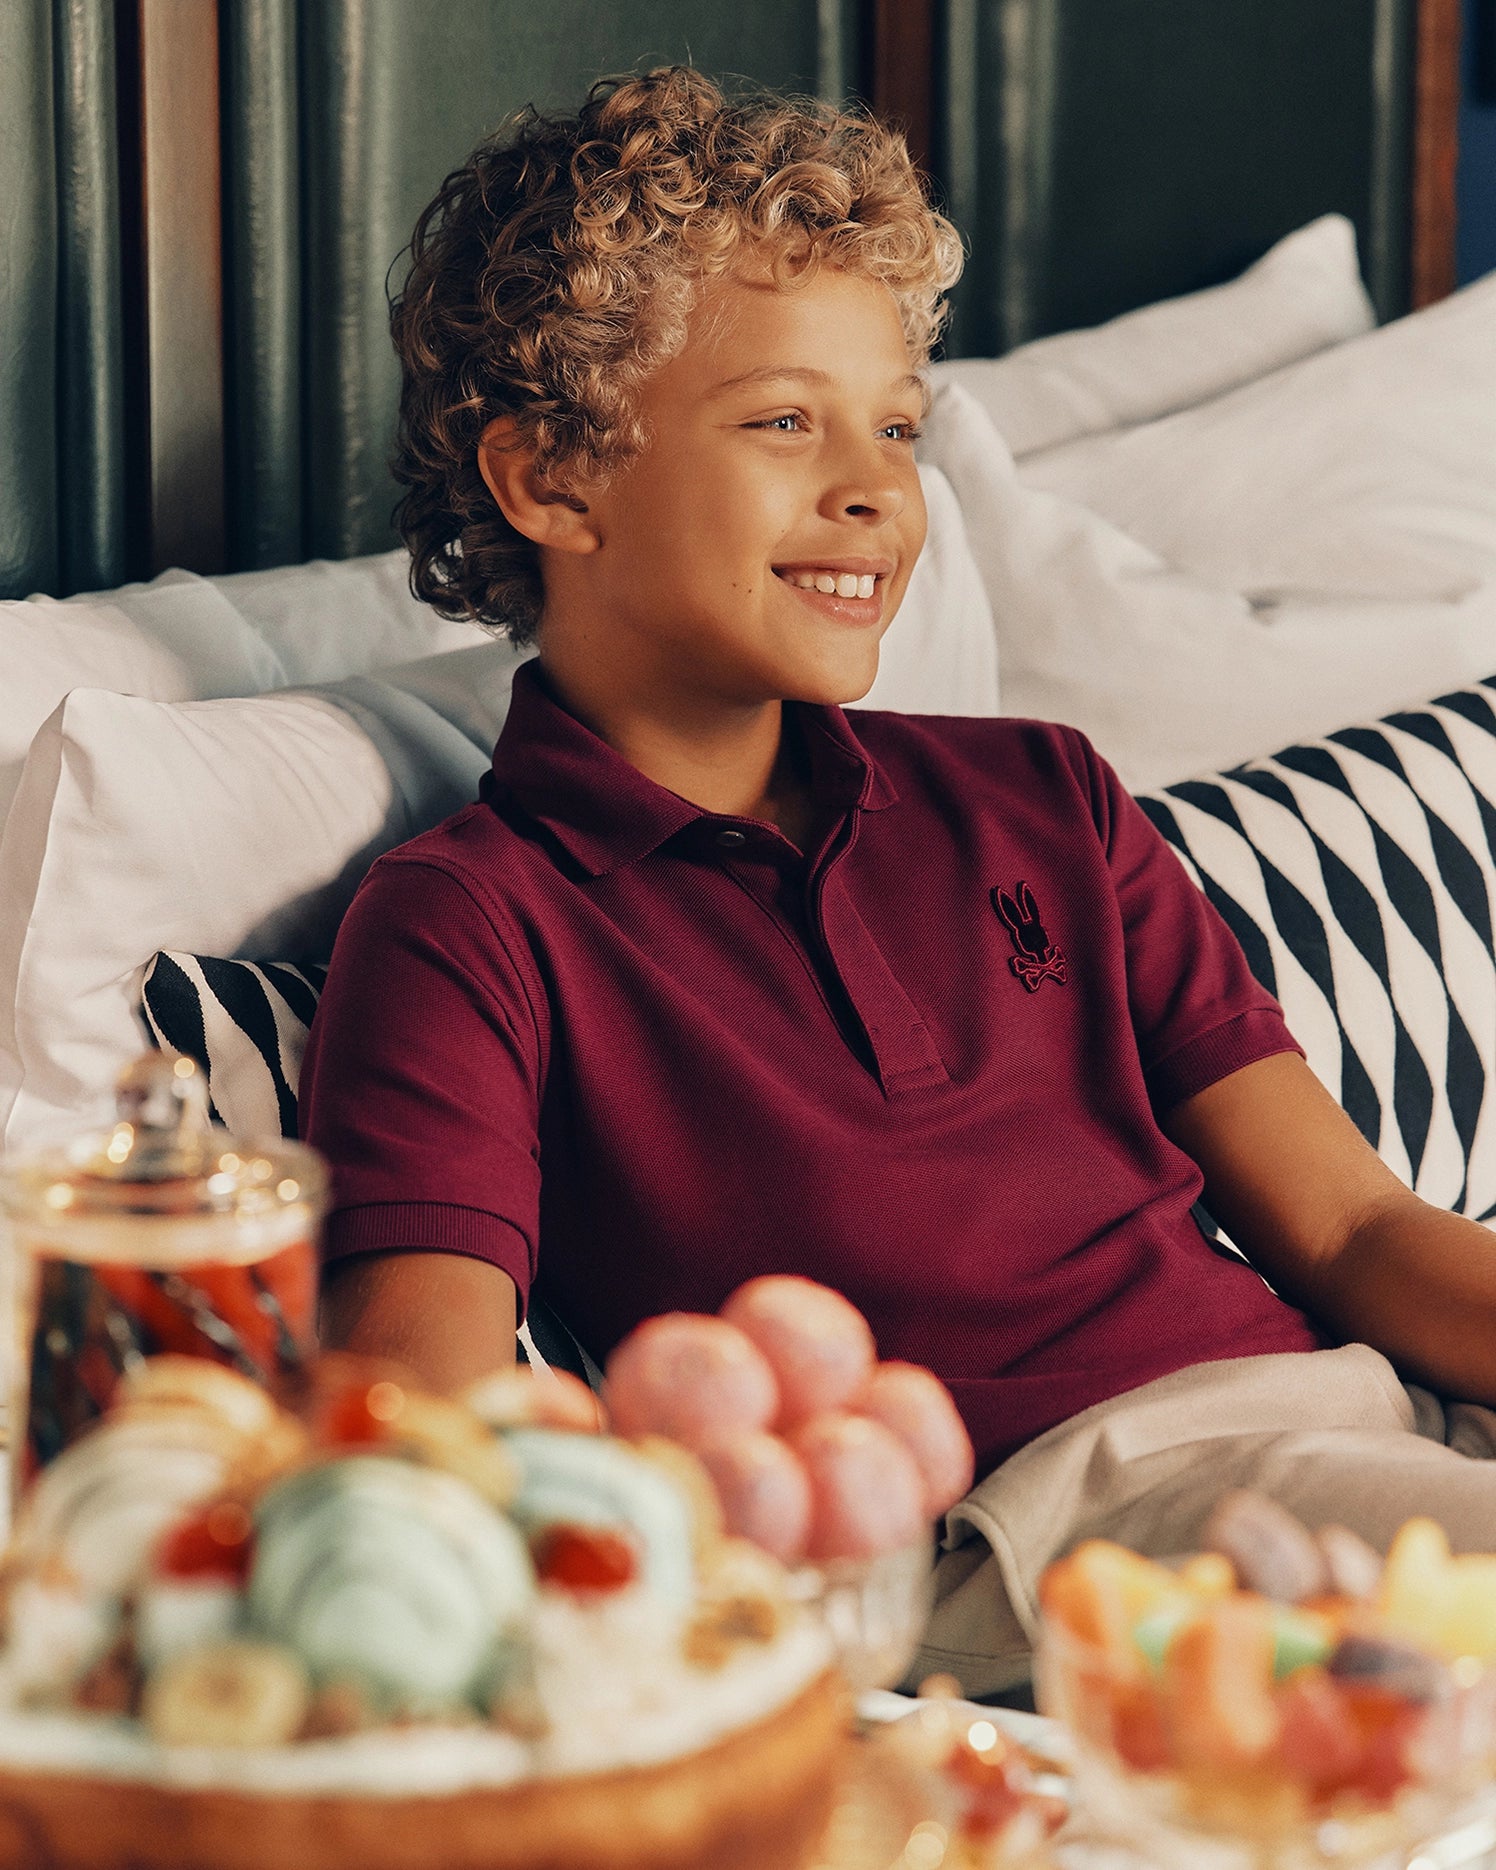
[0,0,1460,603]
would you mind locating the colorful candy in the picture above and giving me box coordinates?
[693,1430,813,1564]
[792,1413,925,1561]
[1202,1489,1328,1604]
[604,1313,779,1445]
[1040,1498,1494,1837]
[855,1360,975,1517]
[604,1279,974,1566]
[719,1276,876,1425]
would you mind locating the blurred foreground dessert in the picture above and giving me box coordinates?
[0,1352,845,1870]
[1037,1492,1496,1861]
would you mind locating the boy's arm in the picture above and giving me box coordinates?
[1164,1051,1496,1404]
[320,1251,518,1392]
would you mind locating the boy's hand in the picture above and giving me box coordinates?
[1164,1052,1496,1404]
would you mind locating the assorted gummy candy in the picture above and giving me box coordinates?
[1040,1492,1496,1840]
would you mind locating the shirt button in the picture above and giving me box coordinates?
[715,828,748,849]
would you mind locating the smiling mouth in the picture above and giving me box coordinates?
[775,568,880,599]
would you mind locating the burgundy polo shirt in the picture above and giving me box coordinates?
[300,660,1322,1477]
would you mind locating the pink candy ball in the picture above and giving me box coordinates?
[856,1361,974,1518]
[695,1431,814,1565]
[792,1412,926,1561]
[719,1277,876,1428]
[604,1313,779,1447]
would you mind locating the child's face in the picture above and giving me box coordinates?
[551,263,927,714]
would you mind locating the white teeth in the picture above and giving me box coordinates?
[783,569,880,598]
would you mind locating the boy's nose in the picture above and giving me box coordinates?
[819,459,907,524]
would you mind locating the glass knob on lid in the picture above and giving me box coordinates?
[103,1051,216,1181]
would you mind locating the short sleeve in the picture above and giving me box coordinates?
[298,853,545,1307]
[1072,733,1303,1113]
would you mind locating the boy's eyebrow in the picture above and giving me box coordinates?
[710,365,926,399]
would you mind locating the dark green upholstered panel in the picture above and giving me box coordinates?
[223,0,862,567]
[936,0,1418,357]
[54,0,127,593]
[222,0,302,571]
[0,0,129,600]
[0,1,59,598]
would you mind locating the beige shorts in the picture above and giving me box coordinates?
[911,1343,1496,1698]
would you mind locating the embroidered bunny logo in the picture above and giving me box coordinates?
[992,881,1067,991]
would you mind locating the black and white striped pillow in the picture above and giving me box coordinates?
[141,952,327,1141]
[1139,679,1496,1220]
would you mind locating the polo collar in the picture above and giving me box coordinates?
[486,659,897,878]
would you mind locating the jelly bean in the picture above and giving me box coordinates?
[1110,1677,1172,1773]
[719,1278,876,1426]
[1273,1667,1364,1800]
[1041,1541,1185,1677]
[792,1413,925,1560]
[855,1361,974,1518]
[1327,1633,1449,1705]
[1132,1603,1193,1674]
[1270,1606,1335,1678]
[1315,1523,1383,1602]
[1378,1517,1455,1654]
[1163,1595,1282,1768]
[1201,1490,1329,1604]
[1176,1552,1235,1598]
[604,1314,779,1446]
[694,1431,812,1565]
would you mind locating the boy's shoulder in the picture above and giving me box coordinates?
[351,788,538,919]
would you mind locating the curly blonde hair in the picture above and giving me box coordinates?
[390,66,964,644]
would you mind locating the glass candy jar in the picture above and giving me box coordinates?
[1,1053,324,1489]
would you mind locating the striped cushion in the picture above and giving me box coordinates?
[1138,680,1496,1219]
[141,952,327,1141]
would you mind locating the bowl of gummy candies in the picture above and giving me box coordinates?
[1037,1491,1496,1868]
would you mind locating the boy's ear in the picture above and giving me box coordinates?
[478,416,599,554]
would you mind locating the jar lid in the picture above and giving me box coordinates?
[0,1053,326,1265]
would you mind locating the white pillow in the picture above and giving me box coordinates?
[930,215,1373,459]
[851,463,1000,714]
[0,572,284,835]
[212,551,482,684]
[1019,267,1496,604]
[918,381,1496,790]
[0,640,527,1151]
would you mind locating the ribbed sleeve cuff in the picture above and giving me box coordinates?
[320,1202,533,1304]
[1146,1008,1304,1113]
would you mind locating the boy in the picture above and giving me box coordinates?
[301,67,1496,1696]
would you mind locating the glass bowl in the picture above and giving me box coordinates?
[792,1540,936,1692]
[1035,1597,1496,1870]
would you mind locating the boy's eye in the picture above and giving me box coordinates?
[750,413,804,433]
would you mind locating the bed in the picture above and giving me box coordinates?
[2,0,1494,1350]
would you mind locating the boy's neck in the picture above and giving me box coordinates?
[536,651,818,846]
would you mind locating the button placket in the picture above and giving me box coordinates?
[812,865,948,1095]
